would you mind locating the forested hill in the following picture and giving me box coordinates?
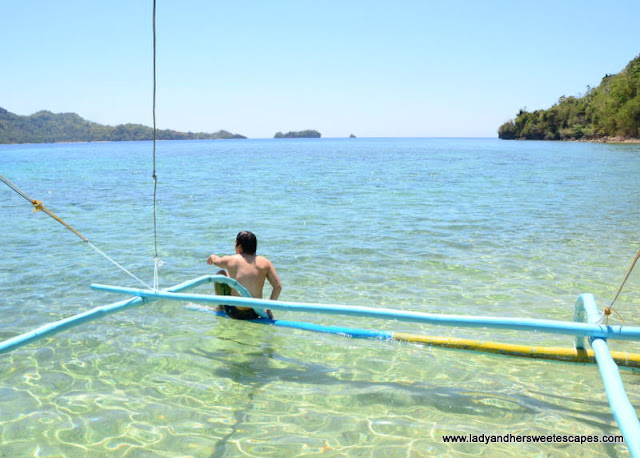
[498,55,640,141]
[0,107,246,144]
[274,130,321,138]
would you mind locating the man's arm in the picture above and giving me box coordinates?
[266,261,282,300]
[207,254,231,268]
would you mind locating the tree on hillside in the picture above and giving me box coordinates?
[499,55,640,140]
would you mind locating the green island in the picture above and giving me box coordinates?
[0,107,246,144]
[274,130,321,138]
[498,54,640,141]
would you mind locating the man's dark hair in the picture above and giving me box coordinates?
[236,231,257,255]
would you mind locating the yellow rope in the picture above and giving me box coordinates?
[1,174,88,242]
[1,173,152,289]
[30,199,89,242]
[600,248,640,324]
[611,249,640,307]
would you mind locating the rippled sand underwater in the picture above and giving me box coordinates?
[1,138,638,456]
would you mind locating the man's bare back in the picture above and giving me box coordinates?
[208,253,280,300]
[207,231,282,313]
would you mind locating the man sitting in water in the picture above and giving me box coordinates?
[206,231,282,320]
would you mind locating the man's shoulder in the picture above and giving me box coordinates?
[224,254,243,264]
[256,255,273,266]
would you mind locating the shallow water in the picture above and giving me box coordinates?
[0,138,639,456]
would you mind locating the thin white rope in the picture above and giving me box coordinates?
[88,242,153,289]
[153,256,162,290]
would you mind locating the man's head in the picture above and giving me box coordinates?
[235,231,257,255]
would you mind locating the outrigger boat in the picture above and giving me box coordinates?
[0,271,638,455]
[1,0,638,454]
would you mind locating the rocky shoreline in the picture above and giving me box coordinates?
[581,136,640,144]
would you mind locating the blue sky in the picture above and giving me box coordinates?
[2,0,639,138]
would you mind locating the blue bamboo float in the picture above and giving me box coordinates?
[186,304,392,340]
[185,303,640,367]
[91,283,640,341]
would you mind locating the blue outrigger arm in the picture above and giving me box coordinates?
[0,275,219,355]
[574,294,640,456]
[91,283,640,341]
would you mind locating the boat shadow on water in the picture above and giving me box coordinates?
[187,339,621,456]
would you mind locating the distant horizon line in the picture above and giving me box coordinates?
[0,136,500,147]
[1,107,499,141]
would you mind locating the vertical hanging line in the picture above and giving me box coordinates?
[152,0,160,290]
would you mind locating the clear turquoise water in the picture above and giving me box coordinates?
[0,138,639,456]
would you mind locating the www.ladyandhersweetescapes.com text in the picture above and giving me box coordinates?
[442,433,624,445]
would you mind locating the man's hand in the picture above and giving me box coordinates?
[207,254,219,265]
